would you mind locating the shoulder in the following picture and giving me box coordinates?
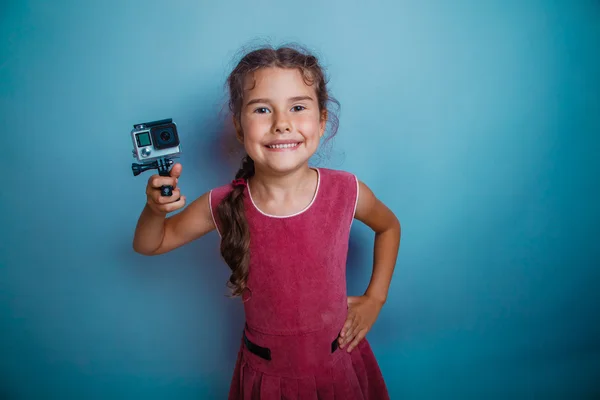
[318,167,359,198]
[208,183,234,208]
[316,168,360,216]
[318,168,394,225]
[318,167,355,179]
[317,167,358,189]
[207,182,237,238]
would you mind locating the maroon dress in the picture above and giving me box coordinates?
[209,168,390,399]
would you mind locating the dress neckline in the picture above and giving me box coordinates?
[247,168,321,219]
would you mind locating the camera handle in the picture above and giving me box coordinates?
[131,157,175,197]
[157,166,174,197]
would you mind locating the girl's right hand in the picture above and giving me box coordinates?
[145,163,186,215]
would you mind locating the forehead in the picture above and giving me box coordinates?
[243,67,315,97]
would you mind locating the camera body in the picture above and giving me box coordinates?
[130,118,182,197]
[131,118,181,162]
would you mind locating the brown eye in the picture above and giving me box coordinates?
[292,106,306,112]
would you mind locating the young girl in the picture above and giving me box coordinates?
[133,45,401,399]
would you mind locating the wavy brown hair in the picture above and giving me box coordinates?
[216,44,340,297]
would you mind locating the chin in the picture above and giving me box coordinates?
[264,160,309,174]
[258,154,314,174]
[250,146,317,173]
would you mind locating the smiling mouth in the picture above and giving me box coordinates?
[266,142,302,149]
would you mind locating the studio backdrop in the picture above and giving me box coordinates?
[1,0,598,398]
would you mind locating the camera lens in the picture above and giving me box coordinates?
[160,131,171,141]
[150,123,179,150]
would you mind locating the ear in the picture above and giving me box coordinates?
[319,109,328,138]
[233,116,244,144]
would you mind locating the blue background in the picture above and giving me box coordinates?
[1,0,599,398]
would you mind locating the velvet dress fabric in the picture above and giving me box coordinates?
[209,168,389,399]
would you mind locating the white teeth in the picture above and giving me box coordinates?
[268,142,300,149]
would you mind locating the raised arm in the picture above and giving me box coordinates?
[132,164,216,255]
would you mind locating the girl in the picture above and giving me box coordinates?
[133,45,401,399]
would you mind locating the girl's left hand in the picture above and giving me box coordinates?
[338,295,384,352]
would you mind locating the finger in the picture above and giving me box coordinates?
[158,195,186,214]
[343,319,362,347]
[347,296,359,305]
[347,329,367,352]
[345,319,361,341]
[340,312,355,339]
[170,163,183,179]
[340,320,359,348]
[147,182,176,199]
[154,188,182,204]
[149,175,178,190]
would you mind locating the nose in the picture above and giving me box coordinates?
[272,112,291,134]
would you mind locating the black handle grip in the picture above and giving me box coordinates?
[160,185,173,197]
[158,169,173,197]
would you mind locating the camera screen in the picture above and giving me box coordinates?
[136,132,151,147]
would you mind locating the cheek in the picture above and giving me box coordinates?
[296,114,322,137]
[242,117,267,139]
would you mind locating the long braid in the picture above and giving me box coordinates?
[216,155,255,296]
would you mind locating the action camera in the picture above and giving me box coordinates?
[130,118,182,196]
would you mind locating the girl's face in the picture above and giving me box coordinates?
[235,67,327,175]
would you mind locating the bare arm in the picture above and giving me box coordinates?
[132,164,216,256]
[339,179,401,351]
[354,180,401,304]
[133,191,216,256]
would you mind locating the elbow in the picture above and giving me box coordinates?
[386,214,401,233]
[132,241,157,256]
[132,244,147,256]
[394,217,401,239]
[375,217,401,240]
[387,216,401,243]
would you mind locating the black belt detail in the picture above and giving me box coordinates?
[243,331,341,361]
[243,331,271,360]
[331,336,340,353]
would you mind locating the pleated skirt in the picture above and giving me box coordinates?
[227,323,389,399]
